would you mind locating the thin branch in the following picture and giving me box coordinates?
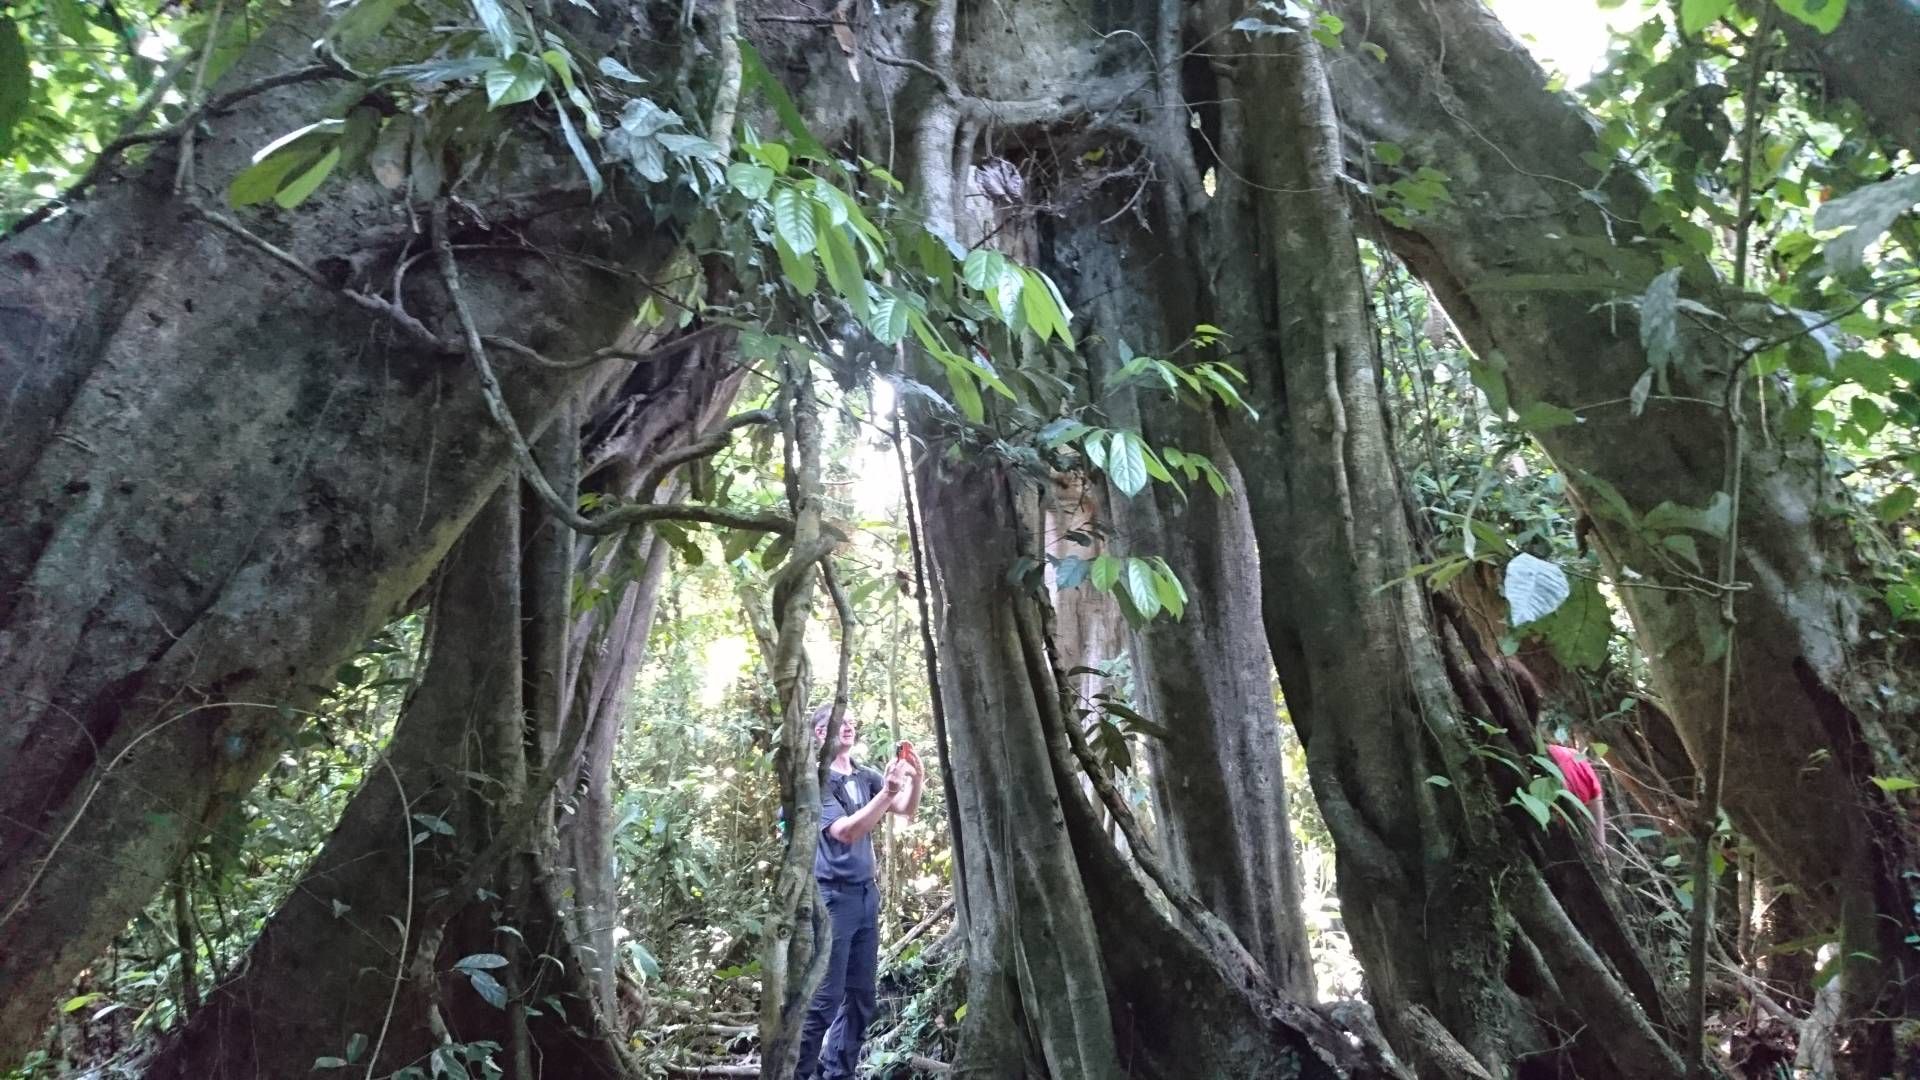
[173,0,228,196]
[194,204,450,352]
[483,324,727,372]
[432,202,792,538]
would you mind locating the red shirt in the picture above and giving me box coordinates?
[1547,744,1603,804]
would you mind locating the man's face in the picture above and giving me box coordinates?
[814,714,857,751]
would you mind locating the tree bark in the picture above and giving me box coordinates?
[1050,197,1316,1001]
[1322,0,1920,1059]
[911,446,1389,1079]
[0,3,678,1057]
[1158,13,1687,1077]
[146,345,739,1075]
[1779,0,1920,157]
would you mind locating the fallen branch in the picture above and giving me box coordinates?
[882,898,955,963]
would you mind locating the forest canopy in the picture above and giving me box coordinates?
[1,0,1918,1078]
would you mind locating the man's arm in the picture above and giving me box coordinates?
[827,768,904,845]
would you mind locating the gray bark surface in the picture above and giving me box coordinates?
[0,5,674,1056]
[1323,0,1920,1048]
[1050,198,1316,1000]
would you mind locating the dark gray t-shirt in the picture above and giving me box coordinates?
[815,764,884,884]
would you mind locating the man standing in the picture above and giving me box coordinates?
[795,703,923,1080]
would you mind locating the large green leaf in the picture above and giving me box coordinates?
[1773,0,1847,33]
[772,186,816,255]
[1124,558,1163,621]
[736,40,827,159]
[1680,0,1733,33]
[472,0,516,55]
[1106,430,1147,496]
[774,234,816,295]
[1639,267,1682,380]
[229,144,324,207]
[1540,577,1612,671]
[1504,552,1570,626]
[485,54,546,109]
[1813,172,1920,274]
[273,146,341,209]
[726,162,775,199]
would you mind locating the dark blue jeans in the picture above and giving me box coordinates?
[796,879,879,1080]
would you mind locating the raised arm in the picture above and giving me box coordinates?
[827,767,905,845]
[890,758,924,817]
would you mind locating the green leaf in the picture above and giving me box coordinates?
[727,162,776,199]
[1539,577,1612,671]
[1662,533,1704,570]
[1021,270,1062,344]
[1681,0,1734,34]
[1851,396,1888,437]
[1871,776,1920,794]
[1773,0,1847,34]
[818,209,868,324]
[962,249,1000,292]
[229,145,324,207]
[775,234,817,295]
[1372,140,1404,166]
[1468,351,1511,417]
[598,56,646,83]
[1644,491,1731,539]
[1054,556,1091,590]
[1107,430,1148,496]
[472,0,516,55]
[1876,487,1916,523]
[485,55,547,109]
[1513,791,1551,828]
[1504,553,1571,626]
[345,1033,368,1064]
[626,940,661,980]
[1814,171,1920,274]
[314,1057,349,1069]
[61,993,104,1014]
[273,146,342,209]
[466,969,508,1008]
[1514,400,1579,433]
[551,90,603,198]
[1124,558,1163,621]
[1151,560,1187,619]
[328,0,407,52]
[772,187,817,255]
[1425,774,1452,787]
[737,40,827,159]
[412,812,455,835]
[1639,267,1682,379]
[1090,554,1122,592]
[869,289,911,345]
[455,952,510,970]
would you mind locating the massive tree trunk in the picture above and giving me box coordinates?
[557,358,749,1014]
[1322,0,1920,1058]
[1109,12,1687,1076]
[0,2,681,1056]
[910,446,1388,1080]
[1051,201,1316,1000]
[148,347,740,1076]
